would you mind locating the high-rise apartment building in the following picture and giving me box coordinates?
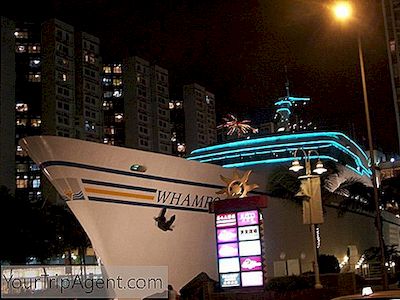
[183,83,217,153]
[14,20,42,201]
[1,17,16,194]
[1,17,103,201]
[102,56,172,154]
[42,19,102,141]
[382,0,400,152]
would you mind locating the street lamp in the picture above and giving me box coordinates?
[330,1,388,290]
[289,148,326,289]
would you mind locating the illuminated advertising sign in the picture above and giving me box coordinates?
[240,256,262,271]
[237,210,259,226]
[215,208,265,288]
[241,271,264,287]
[218,243,239,258]
[239,240,261,256]
[238,225,259,241]
[219,257,240,273]
[220,273,241,288]
[216,213,237,228]
[217,228,238,243]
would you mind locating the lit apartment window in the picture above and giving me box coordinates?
[14,31,28,39]
[28,44,41,53]
[16,45,26,53]
[103,91,113,98]
[16,178,28,189]
[205,95,210,104]
[16,145,27,156]
[16,103,28,112]
[57,71,67,82]
[104,126,115,135]
[113,78,122,86]
[115,113,124,122]
[30,164,40,171]
[28,72,41,82]
[102,77,112,86]
[103,66,112,73]
[29,59,41,68]
[32,178,41,188]
[16,163,28,173]
[113,64,122,73]
[102,100,113,110]
[31,119,41,127]
[113,89,122,97]
[16,118,27,126]
[390,40,396,53]
[169,102,174,109]
[85,120,96,132]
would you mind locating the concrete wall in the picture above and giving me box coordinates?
[263,196,399,277]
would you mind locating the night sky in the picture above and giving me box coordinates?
[5,0,399,154]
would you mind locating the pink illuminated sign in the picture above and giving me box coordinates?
[217,228,238,243]
[240,256,262,271]
[237,210,259,226]
[216,213,237,228]
[218,243,239,258]
[215,208,264,288]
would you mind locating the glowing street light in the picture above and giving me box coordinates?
[332,1,353,22]
[330,1,389,290]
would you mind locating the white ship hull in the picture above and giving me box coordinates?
[20,136,267,290]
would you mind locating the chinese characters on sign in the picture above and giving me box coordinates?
[216,210,264,288]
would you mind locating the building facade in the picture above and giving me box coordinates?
[2,17,104,201]
[104,56,172,154]
[0,17,16,194]
[41,19,103,141]
[183,83,217,153]
[382,0,400,152]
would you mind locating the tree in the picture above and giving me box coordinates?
[318,254,340,274]
[0,185,91,264]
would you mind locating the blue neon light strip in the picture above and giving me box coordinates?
[274,100,292,106]
[190,142,331,161]
[188,139,370,176]
[188,132,371,176]
[196,145,331,163]
[276,108,291,114]
[288,97,310,102]
[190,132,369,162]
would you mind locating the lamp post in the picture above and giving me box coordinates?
[289,148,327,289]
[331,1,388,290]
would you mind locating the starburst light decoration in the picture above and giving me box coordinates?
[216,169,259,198]
[217,114,258,137]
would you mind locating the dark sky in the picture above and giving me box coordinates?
[6,0,400,154]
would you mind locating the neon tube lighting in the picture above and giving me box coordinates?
[188,139,370,175]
